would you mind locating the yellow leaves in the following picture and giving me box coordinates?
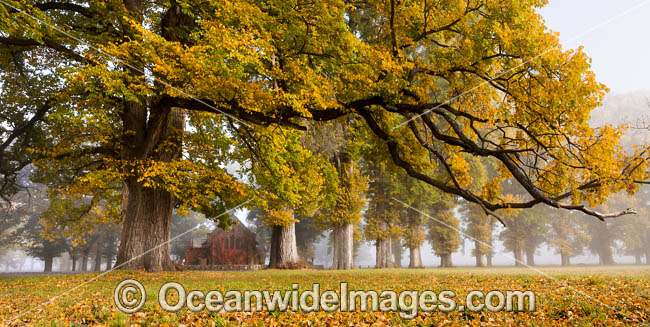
[448,153,471,188]
[249,125,336,221]
[263,208,298,227]
[4,268,650,326]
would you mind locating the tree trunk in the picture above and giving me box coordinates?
[375,237,393,268]
[475,254,485,267]
[114,177,177,271]
[486,252,493,267]
[440,253,453,267]
[43,255,53,273]
[513,242,524,267]
[392,239,402,268]
[71,256,77,271]
[332,223,354,270]
[598,245,615,265]
[409,246,423,268]
[474,240,485,267]
[269,222,299,268]
[646,248,650,265]
[114,107,184,272]
[561,252,570,266]
[94,237,103,272]
[113,0,187,272]
[104,237,117,270]
[81,252,88,272]
[635,253,642,265]
[525,246,535,266]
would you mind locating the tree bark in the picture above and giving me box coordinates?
[332,223,354,270]
[525,246,535,266]
[440,253,453,267]
[635,253,641,265]
[475,254,485,267]
[269,222,299,268]
[409,246,423,268]
[560,252,570,266]
[114,180,176,271]
[513,247,524,267]
[94,236,103,272]
[474,240,485,267]
[392,239,403,268]
[598,245,615,265]
[375,237,393,268]
[43,255,53,272]
[646,248,650,265]
[486,252,493,267]
[104,236,117,270]
[71,256,77,271]
[114,107,184,272]
[81,252,88,272]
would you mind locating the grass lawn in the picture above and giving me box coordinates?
[1,266,650,326]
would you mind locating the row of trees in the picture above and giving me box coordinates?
[0,188,119,272]
[2,0,650,272]
[2,166,648,272]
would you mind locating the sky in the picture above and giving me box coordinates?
[539,0,650,94]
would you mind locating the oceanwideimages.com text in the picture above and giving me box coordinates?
[114,279,536,319]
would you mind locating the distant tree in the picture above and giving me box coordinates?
[170,211,210,263]
[364,162,402,268]
[18,214,66,273]
[500,207,549,266]
[585,219,617,265]
[0,250,27,271]
[427,198,461,268]
[461,156,498,267]
[584,192,641,265]
[615,188,650,264]
[0,197,23,257]
[294,216,323,264]
[463,202,495,267]
[617,215,650,264]
[101,226,120,270]
[304,119,369,270]
[246,208,272,264]
[546,210,590,266]
[391,168,441,269]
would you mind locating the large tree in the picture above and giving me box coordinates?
[3,0,649,272]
